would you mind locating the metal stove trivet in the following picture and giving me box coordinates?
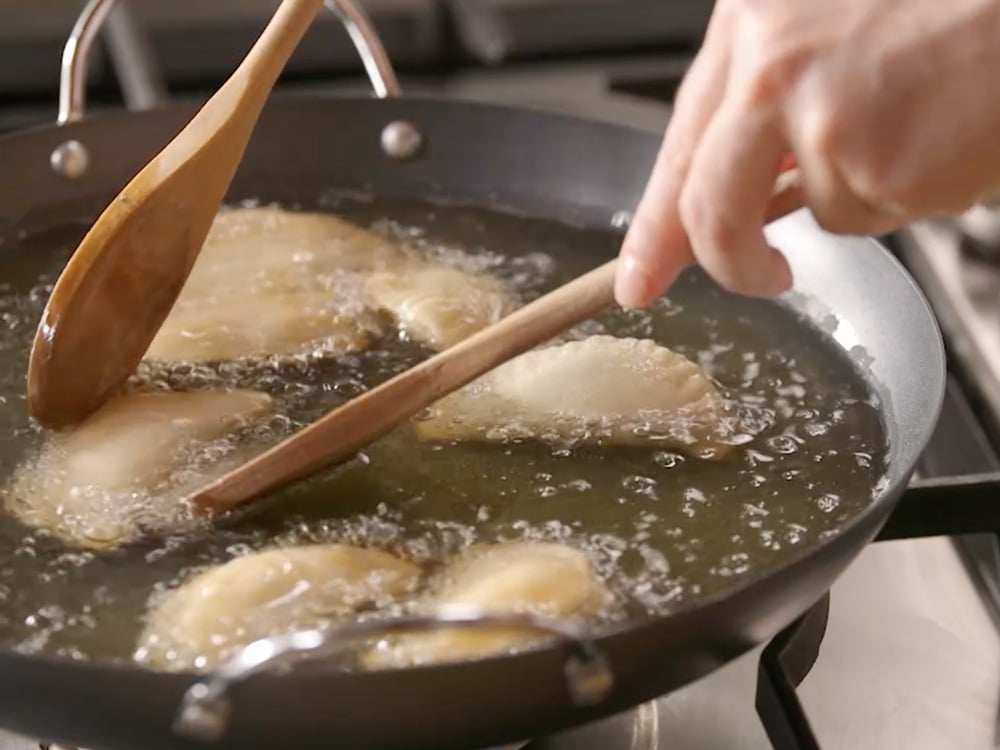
[753,475,1000,750]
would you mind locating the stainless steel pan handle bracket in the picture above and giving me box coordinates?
[173,605,615,742]
[50,0,422,180]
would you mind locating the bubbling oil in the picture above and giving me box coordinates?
[0,198,887,663]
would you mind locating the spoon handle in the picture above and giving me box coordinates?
[230,0,325,111]
[188,169,806,513]
[25,0,327,429]
[192,0,324,130]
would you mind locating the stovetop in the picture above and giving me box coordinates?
[2,3,1000,749]
[899,220,1000,441]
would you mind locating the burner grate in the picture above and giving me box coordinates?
[751,468,1000,749]
[878,473,1000,541]
[756,595,828,750]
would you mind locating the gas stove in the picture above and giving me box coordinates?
[2,2,1000,749]
[899,216,1000,440]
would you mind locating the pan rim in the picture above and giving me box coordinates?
[0,94,945,686]
[0,90,667,150]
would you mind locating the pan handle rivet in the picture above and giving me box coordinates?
[50,140,90,180]
[611,210,632,230]
[564,650,615,705]
[381,120,423,161]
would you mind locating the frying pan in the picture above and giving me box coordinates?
[0,1,945,749]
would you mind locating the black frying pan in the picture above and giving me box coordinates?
[0,1,945,749]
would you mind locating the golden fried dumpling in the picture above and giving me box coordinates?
[4,389,272,550]
[144,205,407,363]
[145,289,381,363]
[415,335,732,458]
[172,204,406,299]
[134,544,421,671]
[364,542,610,668]
[366,264,518,351]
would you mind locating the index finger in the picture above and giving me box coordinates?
[614,12,734,308]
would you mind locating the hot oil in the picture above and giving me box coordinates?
[0,200,887,664]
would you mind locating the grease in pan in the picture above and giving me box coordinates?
[4,389,272,550]
[0,198,888,667]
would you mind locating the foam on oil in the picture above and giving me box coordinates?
[0,199,887,663]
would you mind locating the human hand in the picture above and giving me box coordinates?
[614,0,1000,307]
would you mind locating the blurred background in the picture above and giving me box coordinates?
[0,0,713,133]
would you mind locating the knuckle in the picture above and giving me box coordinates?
[709,0,740,28]
[704,254,757,295]
[847,159,914,211]
[733,13,813,107]
[795,82,915,213]
[742,46,811,108]
[797,167,875,233]
[810,204,893,237]
[712,266,754,295]
[805,186,893,236]
[655,129,695,180]
[808,202,857,234]
[799,116,897,218]
[661,151,694,184]
[621,209,663,257]
[678,185,757,294]
[672,73,702,121]
[821,142,915,217]
[724,0,770,15]
[800,97,843,158]
[678,184,737,251]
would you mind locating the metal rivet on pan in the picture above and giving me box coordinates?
[380,120,423,161]
[173,682,231,742]
[611,210,633,229]
[50,140,90,180]
[564,651,615,705]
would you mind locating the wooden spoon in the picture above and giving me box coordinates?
[187,168,806,514]
[26,0,325,430]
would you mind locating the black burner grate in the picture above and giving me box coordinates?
[750,359,1000,750]
[756,594,828,750]
[753,470,1000,749]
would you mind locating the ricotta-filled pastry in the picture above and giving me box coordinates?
[364,542,610,668]
[4,389,272,550]
[145,288,379,363]
[366,263,519,351]
[144,205,407,363]
[134,544,421,671]
[415,335,734,458]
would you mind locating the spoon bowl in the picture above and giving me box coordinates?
[27,0,325,429]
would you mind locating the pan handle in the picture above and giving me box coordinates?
[322,0,401,99]
[57,0,401,124]
[173,606,615,742]
[51,0,412,178]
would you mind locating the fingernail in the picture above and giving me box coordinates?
[615,255,655,308]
